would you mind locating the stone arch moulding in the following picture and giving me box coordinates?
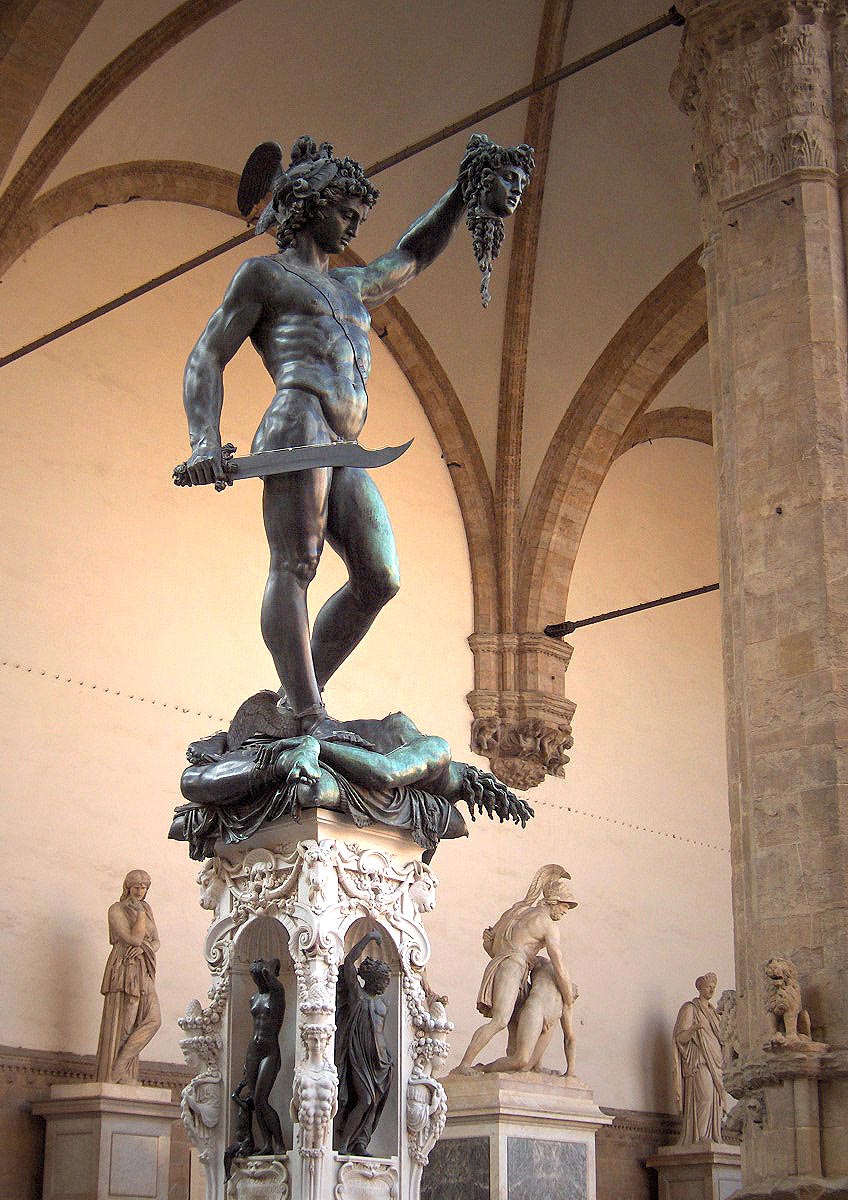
[518,248,708,635]
[466,251,709,790]
[3,157,498,637]
[612,403,712,461]
[0,0,246,248]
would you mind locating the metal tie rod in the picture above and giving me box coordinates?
[0,7,685,371]
[544,581,719,639]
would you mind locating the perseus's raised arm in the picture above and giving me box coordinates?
[182,259,265,473]
[357,182,467,309]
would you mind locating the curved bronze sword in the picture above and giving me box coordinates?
[173,438,413,491]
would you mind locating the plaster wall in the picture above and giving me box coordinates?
[0,202,731,1114]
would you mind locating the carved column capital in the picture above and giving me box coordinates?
[467,631,575,789]
[671,0,844,215]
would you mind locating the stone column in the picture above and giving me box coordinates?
[672,3,848,1196]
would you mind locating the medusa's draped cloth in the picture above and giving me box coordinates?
[169,724,456,861]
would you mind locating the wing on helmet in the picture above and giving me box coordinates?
[227,689,288,749]
[287,157,339,193]
[237,141,284,218]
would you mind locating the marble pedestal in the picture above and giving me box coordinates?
[33,1082,179,1200]
[421,1071,613,1200]
[646,1141,742,1200]
[180,812,451,1200]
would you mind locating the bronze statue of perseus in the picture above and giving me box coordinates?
[176,133,532,743]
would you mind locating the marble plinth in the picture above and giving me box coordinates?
[33,1081,180,1200]
[422,1072,613,1200]
[646,1140,741,1200]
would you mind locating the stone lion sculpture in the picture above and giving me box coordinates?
[763,956,811,1046]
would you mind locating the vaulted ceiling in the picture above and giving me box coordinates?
[0,0,712,675]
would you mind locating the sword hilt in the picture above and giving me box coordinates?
[172,442,237,490]
[215,443,237,491]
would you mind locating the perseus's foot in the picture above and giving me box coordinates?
[298,705,374,749]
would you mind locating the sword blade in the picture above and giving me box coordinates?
[228,438,413,480]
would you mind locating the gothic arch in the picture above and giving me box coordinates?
[0,0,104,182]
[517,248,708,632]
[612,405,712,461]
[0,0,246,250]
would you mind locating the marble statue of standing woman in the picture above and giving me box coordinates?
[673,972,725,1144]
[95,869,162,1083]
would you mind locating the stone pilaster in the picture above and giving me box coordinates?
[672,3,848,1195]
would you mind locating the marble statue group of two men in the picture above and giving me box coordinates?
[455,863,579,1077]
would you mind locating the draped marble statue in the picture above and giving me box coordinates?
[95,869,162,1083]
[673,972,725,1144]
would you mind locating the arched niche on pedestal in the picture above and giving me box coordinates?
[341,916,402,1161]
[228,913,297,1152]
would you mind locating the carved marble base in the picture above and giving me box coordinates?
[182,812,450,1200]
[422,1071,613,1200]
[33,1082,179,1200]
[646,1140,742,1200]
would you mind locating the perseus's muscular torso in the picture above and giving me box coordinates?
[250,256,372,445]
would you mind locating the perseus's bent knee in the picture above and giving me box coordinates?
[354,564,400,610]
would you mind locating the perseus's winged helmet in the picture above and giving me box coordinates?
[237,136,344,235]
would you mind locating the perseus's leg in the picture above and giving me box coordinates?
[255,393,332,715]
[311,466,400,689]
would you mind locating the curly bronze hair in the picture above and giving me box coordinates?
[458,133,534,306]
[358,956,391,995]
[272,136,379,251]
[459,763,533,827]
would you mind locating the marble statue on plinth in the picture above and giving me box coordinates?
[455,864,578,1075]
[648,973,742,1197]
[95,869,162,1083]
[673,972,725,1144]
